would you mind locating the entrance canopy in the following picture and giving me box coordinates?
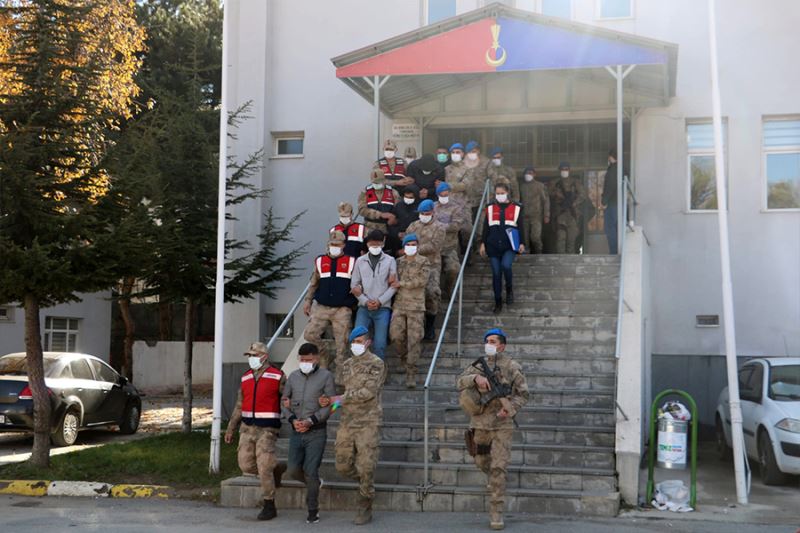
[332,2,678,118]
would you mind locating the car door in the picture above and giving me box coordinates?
[69,357,104,425]
[739,363,764,459]
[88,359,127,424]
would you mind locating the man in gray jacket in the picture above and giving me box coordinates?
[281,343,337,524]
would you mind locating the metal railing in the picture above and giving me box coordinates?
[614,176,638,359]
[266,282,311,351]
[420,179,492,491]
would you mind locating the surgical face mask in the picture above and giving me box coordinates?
[560,170,569,178]
[422,170,432,175]
[608,157,616,165]
[403,197,415,205]
[484,343,497,357]
[404,245,418,256]
[419,214,432,224]
[439,195,450,205]
[339,216,351,225]
[368,245,382,256]
[450,153,463,163]
[351,343,366,356]
[384,150,395,159]
[405,157,414,165]
[436,153,448,163]
[248,356,262,370]
[495,193,508,203]
[467,152,479,162]
[329,246,342,257]
[524,174,534,182]
[373,182,385,190]
[492,158,502,167]
[299,362,315,374]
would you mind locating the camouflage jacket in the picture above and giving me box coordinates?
[435,197,471,251]
[520,179,550,219]
[340,351,387,428]
[456,353,529,430]
[394,254,431,312]
[445,162,471,205]
[486,162,521,202]
[406,219,446,265]
[551,176,587,220]
[463,155,490,208]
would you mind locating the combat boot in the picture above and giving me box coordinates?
[405,366,417,389]
[353,496,373,525]
[423,314,436,340]
[489,504,504,530]
[257,499,277,521]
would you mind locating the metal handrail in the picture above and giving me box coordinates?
[421,179,491,489]
[266,282,311,351]
[614,176,636,359]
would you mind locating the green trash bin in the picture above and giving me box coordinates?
[657,417,688,470]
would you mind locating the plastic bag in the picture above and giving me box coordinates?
[651,480,693,512]
[658,401,691,421]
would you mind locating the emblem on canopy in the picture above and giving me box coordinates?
[485,23,507,67]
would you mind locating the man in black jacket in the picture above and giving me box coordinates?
[602,149,620,254]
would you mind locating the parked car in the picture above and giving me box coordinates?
[716,357,800,484]
[0,352,142,446]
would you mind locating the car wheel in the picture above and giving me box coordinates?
[119,401,141,435]
[758,430,789,486]
[51,407,80,447]
[715,415,731,461]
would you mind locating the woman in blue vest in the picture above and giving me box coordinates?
[479,182,528,313]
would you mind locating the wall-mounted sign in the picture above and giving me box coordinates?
[392,122,420,139]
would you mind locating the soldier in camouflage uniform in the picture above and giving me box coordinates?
[444,142,473,248]
[358,169,399,239]
[225,342,286,521]
[519,166,550,254]
[457,329,529,531]
[434,182,470,299]
[331,326,387,525]
[406,199,446,341]
[389,233,431,388]
[552,161,587,254]
[486,147,520,202]
[463,140,491,221]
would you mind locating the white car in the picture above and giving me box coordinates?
[716,357,800,484]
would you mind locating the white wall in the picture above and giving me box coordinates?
[133,341,214,391]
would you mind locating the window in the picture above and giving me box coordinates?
[272,131,304,158]
[426,0,456,24]
[0,305,14,323]
[597,0,633,19]
[686,121,727,211]
[44,317,79,352]
[541,0,572,19]
[89,359,118,383]
[265,313,294,340]
[763,118,800,210]
[69,359,94,381]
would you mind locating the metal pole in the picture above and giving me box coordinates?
[707,0,748,505]
[423,386,429,486]
[616,65,624,256]
[209,0,230,475]
[374,75,381,159]
[457,280,463,355]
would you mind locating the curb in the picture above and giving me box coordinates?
[0,480,172,499]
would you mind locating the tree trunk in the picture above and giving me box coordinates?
[24,293,52,467]
[158,300,172,341]
[118,277,135,380]
[182,297,194,434]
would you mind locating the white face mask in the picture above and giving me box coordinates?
[248,356,262,370]
[384,150,395,159]
[405,157,414,165]
[299,362,315,374]
[339,216,351,225]
[368,245,382,256]
[467,152,479,161]
[422,170,432,175]
[403,197,415,205]
[492,158,502,167]
[495,193,508,203]
[560,170,569,178]
[329,246,342,257]
[351,343,366,356]
[404,245,418,256]
[524,174,534,182]
[484,343,497,356]
[419,214,432,224]
[373,182,385,190]
[439,196,450,204]
[450,153,463,163]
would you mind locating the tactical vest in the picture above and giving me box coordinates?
[364,185,396,222]
[487,202,521,227]
[376,157,406,180]
[314,254,357,307]
[330,222,366,257]
[241,367,283,428]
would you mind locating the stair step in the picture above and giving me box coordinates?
[381,386,614,409]
[459,287,618,299]
[467,264,620,277]
[388,367,616,389]
[454,300,618,316]
[458,315,617,329]
[437,328,616,344]
[461,274,619,288]
[376,404,614,427]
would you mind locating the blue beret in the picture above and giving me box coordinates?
[558,161,571,169]
[417,199,435,212]
[465,140,479,152]
[402,233,418,246]
[349,326,369,342]
[449,142,464,152]
[490,147,503,157]
[436,182,451,195]
[484,328,508,342]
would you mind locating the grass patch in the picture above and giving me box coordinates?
[0,431,240,490]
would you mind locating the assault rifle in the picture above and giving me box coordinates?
[471,357,519,428]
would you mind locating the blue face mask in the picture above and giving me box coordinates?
[436,153,448,163]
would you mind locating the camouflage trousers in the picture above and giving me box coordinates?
[441,249,460,298]
[523,217,544,254]
[473,428,513,508]
[424,260,442,315]
[389,309,424,370]
[303,302,351,376]
[555,214,580,254]
[335,423,380,500]
[238,424,279,500]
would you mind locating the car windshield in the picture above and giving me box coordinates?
[769,365,800,401]
[0,355,61,377]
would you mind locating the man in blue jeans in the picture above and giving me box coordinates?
[351,229,397,359]
[479,182,527,314]
[281,342,336,524]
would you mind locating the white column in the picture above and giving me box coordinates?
[616,65,624,253]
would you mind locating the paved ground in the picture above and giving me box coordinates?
[1,496,798,533]
[0,393,212,466]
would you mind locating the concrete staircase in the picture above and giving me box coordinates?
[221,254,621,516]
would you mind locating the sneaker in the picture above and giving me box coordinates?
[306,509,320,524]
